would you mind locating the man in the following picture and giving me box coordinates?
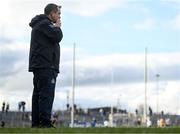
[29,3,63,128]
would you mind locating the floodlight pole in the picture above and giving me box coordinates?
[110,68,114,127]
[144,47,148,126]
[156,74,160,115]
[71,43,76,127]
[67,90,70,109]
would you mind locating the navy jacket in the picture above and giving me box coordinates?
[29,14,63,73]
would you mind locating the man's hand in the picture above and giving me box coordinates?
[55,19,61,28]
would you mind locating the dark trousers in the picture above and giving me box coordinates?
[32,69,57,127]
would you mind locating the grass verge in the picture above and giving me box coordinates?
[0,127,180,133]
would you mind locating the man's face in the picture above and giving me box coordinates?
[50,8,61,23]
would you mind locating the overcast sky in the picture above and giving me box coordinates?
[0,0,180,114]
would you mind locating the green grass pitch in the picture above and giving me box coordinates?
[0,127,180,133]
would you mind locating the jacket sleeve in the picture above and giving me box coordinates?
[41,23,63,43]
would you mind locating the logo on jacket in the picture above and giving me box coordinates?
[51,78,55,84]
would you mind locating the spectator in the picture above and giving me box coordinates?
[135,109,138,116]
[165,118,171,127]
[91,118,97,127]
[2,102,5,113]
[18,102,21,111]
[149,107,153,116]
[18,101,26,112]
[5,103,9,115]
[1,121,5,128]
